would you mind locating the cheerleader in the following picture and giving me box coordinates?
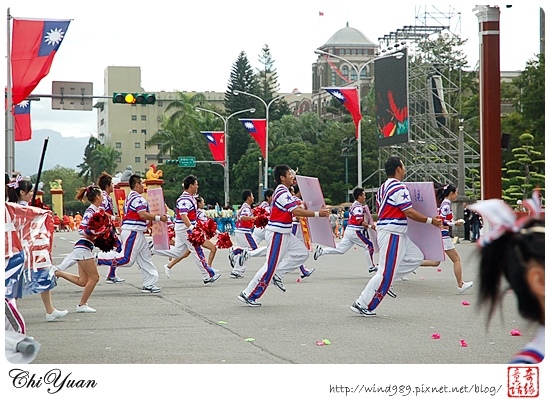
[53,186,105,313]
[7,177,68,322]
[436,184,473,293]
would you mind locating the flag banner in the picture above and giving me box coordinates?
[201,131,225,164]
[299,217,312,250]
[239,119,267,157]
[404,182,445,261]
[14,100,32,141]
[324,87,362,138]
[375,47,409,147]
[11,18,71,104]
[295,175,335,248]
[147,188,170,251]
[5,202,56,299]
[319,11,324,16]
[113,189,126,219]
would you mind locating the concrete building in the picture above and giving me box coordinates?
[94,66,225,175]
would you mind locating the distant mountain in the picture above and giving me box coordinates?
[14,129,89,176]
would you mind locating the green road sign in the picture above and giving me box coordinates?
[178,156,196,167]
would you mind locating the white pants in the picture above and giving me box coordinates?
[232,230,267,274]
[243,230,309,301]
[252,227,266,244]
[321,227,374,268]
[154,226,216,280]
[357,230,423,311]
[97,230,158,287]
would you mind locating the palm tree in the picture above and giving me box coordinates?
[77,136,101,184]
[90,146,121,176]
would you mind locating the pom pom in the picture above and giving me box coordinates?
[188,228,206,247]
[94,228,119,252]
[204,219,218,239]
[216,232,233,249]
[167,224,175,242]
[87,209,112,235]
[252,207,269,228]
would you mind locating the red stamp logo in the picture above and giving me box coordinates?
[508,366,539,397]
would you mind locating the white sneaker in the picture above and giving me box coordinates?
[313,245,323,261]
[76,303,96,313]
[458,281,473,293]
[46,308,68,322]
[401,276,409,281]
[164,264,171,278]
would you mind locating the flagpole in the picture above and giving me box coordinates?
[6,7,15,175]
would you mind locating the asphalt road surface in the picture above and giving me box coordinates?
[14,230,534,365]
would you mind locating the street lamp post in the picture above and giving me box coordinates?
[233,89,299,188]
[258,156,263,201]
[195,107,255,206]
[314,50,403,188]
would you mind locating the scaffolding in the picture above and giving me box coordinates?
[376,6,480,193]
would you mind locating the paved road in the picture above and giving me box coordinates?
[14,230,533,365]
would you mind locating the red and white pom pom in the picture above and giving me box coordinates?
[252,207,269,228]
[204,219,218,239]
[88,209,112,235]
[216,232,233,249]
[188,228,206,247]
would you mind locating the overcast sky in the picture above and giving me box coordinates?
[6,1,543,138]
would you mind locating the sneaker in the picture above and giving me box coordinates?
[141,285,161,293]
[228,251,235,269]
[46,308,68,322]
[387,286,397,298]
[238,292,261,307]
[203,273,221,284]
[300,268,316,279]
[148,240,155,255]
[350,302,376,317]
[401,276,409,281]
[313,245,323,261]
[164,264,171,279]
[458,281,473,294]
[106,276,125,284]
[76,303,96,313]
[230,271,244,279]
[272,274,286,292]
[368,265,378,273]
[238,250,249,267]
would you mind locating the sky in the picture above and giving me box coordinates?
[4,1,544,139]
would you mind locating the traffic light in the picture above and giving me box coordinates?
[165,159,178,164]
[112,92,156,105]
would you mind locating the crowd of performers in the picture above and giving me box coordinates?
[5,157,544,364]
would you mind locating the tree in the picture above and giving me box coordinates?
[36,166,86,213]
[77,136,101,184]
[502,132,545,203]
[90,145,121,176]
[256,44,289,121]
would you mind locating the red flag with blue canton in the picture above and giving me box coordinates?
[14,100,31,142]
[324,87,362,138]
[239,119,267,157]
[11,19,71,104]
[201,131,225,164]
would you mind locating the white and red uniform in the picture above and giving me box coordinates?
[320,200,375,268]
[232,202,267,275]
[356,178,424,311]
[97,190,159,287]
[154,191,216,280]
[438,198,456,251]
[242,184,308,301]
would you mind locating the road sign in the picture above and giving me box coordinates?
[51,81,93,110]
[178,156,196,167]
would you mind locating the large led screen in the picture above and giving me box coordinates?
[375,48,409,147]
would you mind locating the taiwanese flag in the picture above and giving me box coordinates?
[324,87,362,138]
[14,100,31,142]
[201,131,225,164]
[11,19,71,105]
[239,119,267,157]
